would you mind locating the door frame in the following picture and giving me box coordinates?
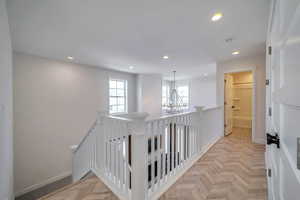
[224,74,234,136]
[222,67,257,143]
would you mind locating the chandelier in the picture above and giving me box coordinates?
[163,71,187,113]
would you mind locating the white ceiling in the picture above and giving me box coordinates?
[7,0,270,79]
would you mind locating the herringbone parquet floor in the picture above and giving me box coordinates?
[159,128,267,200]
[40,128,266,200]
[39,176,118,200]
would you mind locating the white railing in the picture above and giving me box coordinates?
[145,111,200,199]
[72,106,223,200]
[73,113,133,200]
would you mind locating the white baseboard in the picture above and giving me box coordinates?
[15,171,72,197]
[150,134,222,200]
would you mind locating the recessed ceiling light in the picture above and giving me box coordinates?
[211,12,223,21]
[204,73,208,77]
[163,55,169,59]
[67,56,74,60]
[129,66,134,69]
[232,51,240,55]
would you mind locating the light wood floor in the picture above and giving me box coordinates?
[159,128,267,200]
[40,128,267,200]
[39,176,118,200]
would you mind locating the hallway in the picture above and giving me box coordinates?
[39,128,267,200]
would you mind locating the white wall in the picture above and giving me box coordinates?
[201,107,223,147]
[190,76,217,109]
[13,52,137,196]
[137,74,162,115]
[0,0,14,199]
[216,55,266,144]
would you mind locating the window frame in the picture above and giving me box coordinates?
[109,78,128,114]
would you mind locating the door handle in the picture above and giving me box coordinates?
[267,133,280,148]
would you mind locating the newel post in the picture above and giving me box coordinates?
[192,106,204,153]
[128,113,149,200]
[192,106,204,125]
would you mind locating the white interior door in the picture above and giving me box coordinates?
[224,74,233,136]
[266,0,300,199]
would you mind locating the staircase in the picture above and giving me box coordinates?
[72,106,223,200]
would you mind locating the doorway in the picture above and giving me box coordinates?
[224,71,253,139]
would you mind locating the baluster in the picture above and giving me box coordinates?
[105,119,108,174]
[178,116,182,166]
[188,116,190,158]
[166,119,171,176]
[113,121,117,183]
[172,118,175,172]
[88,134,91,169]
[96,112,105,172]
[109,119,113,178]
[111,120,115,180]
[116,121,120,186]
[190,116,193,155]
[173,117,176,170]
[176,117,180,168]
[161,120,166,182]
[120,123,125,190]
[185,115,189,160]
[182,117,184,164]
[190,115,192,158]
[93,129,97,169]
[191,126,194,156]
[150,122,155,191]
[195,126,198,154]
[104,118,107,173]
[124,123,130,192]
[157,120,161,187]
[183,116,186,161]
[119,122,123,187]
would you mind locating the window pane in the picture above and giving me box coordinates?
[109,97,117,105]
[162,86,166,96]
[110,89,116,96]
[110,80,117,88]
[117,81,124,89]
[118,97,125,105]
[110,105,117,113]
[182,97,188,104]
[178,86,188,97]
[117,89,124,97]
[117,105,125,113]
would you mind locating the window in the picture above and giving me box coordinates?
[109,79,127,114]
[177,85,189,110]
[162,81,190,112]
